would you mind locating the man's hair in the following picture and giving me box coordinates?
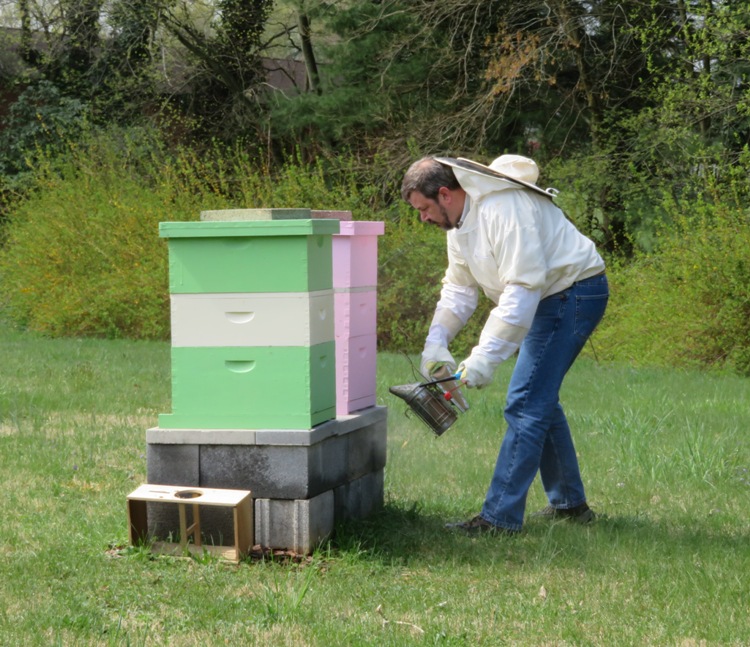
[401,157,460,202]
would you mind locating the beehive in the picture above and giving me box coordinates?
[331,221,385,415]
[158,219,339,430]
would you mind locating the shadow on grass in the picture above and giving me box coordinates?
[327,500,563,568]
[326,502,749,570]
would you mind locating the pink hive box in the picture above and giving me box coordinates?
[332,221,385,289]
[331,221,384,414]
[336,333,377,415]
[334,290,377,340]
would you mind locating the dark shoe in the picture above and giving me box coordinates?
[533,503,596,524]
[445,515,519,536]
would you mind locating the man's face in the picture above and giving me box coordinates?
[409,189,460,231]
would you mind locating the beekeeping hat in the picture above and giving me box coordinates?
[434,154,558,201]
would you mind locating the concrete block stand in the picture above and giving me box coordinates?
[145,406,387,554]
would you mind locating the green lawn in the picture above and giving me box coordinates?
[1,328,748,646]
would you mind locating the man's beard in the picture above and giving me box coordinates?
[438,204,455,231]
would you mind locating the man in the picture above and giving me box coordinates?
[401,154,608,535]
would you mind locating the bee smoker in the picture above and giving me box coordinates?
[388,366,469,436]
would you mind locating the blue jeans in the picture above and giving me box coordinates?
[480,274,609,531]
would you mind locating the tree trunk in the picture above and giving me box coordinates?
[298,12,321,94]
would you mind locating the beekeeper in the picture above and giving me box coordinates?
[400,154,608,534]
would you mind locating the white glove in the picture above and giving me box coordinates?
[457,354,497,389]
[420,344,456,379]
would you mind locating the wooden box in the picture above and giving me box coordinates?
[127,484,253,562]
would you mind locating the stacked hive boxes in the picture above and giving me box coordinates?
[158,218,338,430]
[147,210,387,553]
[332,220,385,415]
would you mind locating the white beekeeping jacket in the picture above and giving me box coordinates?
[425,155,605,364]
[444,182,604,303]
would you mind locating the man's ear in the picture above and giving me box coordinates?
[437,186,452,203]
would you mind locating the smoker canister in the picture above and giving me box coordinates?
[389,382,458,436]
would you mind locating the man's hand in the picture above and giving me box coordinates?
[420,344,456,379]
[457,354,497,388]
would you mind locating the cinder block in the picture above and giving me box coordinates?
[198,439,348,500]
[153,408,389,500]
[170,291,334,347]
[144,408,389,553]
[147,427,257,445]
[160,220,339,294]
[332,221,385,289]
[147,444,199,485]
[144,445,200,537]
[200,208,312,221]
[336,333,377,415]
[146,405,387,447]
[159,342,336,430]
[345,418,387,480]
[334,289,377,339]
[334,469,384,521]
[254,491,335,553]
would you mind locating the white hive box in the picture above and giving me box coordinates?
[170,290,334,347]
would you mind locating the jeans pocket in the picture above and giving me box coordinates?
[574,293,608,339]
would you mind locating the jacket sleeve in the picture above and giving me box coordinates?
[425,234,479,347]
[472,283,541,364]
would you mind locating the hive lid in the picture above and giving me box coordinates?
[159,219,340,238]
[200,208,312,221]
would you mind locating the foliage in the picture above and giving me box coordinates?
[595,181,750,375]
[0,129,382,340]
[161,0,274,140]
[4,0,750,371]
[376,204,446,353]
[3,125,750,376]
[0,128,175,339]
[0,80,87,178]
[266,0,436,155]
[87,0,165,121]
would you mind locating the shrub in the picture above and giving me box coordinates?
[0,130,181,338]
[0,131,385,339]
[4,126,750,377]
[595,191,750,374]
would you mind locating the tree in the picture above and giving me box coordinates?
[160,0,274,140]
[89,0,167,121]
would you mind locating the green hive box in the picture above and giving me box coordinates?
[158,343,336,429]
[160,220,339,294]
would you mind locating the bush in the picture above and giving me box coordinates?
[0,129,179,338]
[0,130,386,339]
[0,125,498,355]
[595,191,750,374]
[4,126,750,377]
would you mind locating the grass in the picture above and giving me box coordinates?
[1,326,749,645]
